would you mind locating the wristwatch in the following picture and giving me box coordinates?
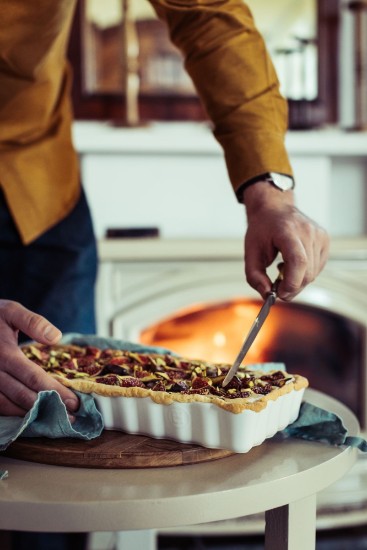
[238,172,295,200]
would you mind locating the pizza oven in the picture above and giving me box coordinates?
[96,236,367,534]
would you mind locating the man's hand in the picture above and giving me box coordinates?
[243,182,330,301]
[0,300,80,416]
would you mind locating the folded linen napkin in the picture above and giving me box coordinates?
[281,401,367,451]
[0,390,103,452]
[0,334,365,477]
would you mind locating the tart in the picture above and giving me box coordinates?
[22,343,308,452]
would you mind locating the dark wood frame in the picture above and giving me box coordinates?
[317,0,340,124]
[67,0,339,128]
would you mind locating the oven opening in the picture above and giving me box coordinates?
[140,299,366,426]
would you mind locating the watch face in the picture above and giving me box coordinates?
[269,172,295,191]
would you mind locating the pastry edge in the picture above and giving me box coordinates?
[52,373,309,414]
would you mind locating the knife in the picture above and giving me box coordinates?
[222,263,284,388]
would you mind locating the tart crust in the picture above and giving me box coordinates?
[53,373,308,413]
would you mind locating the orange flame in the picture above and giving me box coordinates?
[140,299,276,364]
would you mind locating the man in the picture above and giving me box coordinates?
[0,0,329,418]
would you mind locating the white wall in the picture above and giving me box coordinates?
[74,122,367,240]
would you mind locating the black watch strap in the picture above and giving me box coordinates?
[237,172,295,201]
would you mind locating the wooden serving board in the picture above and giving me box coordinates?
[2,430,235,468]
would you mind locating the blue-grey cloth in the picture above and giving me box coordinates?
[0,390,103,453]
[282,401,367,451]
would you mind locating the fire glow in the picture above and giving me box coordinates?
[140,300,275,364]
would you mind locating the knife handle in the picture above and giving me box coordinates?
[270,262,285,295]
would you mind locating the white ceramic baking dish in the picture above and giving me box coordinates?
[93,385,305,453]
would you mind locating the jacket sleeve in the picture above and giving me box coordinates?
[148,0,293,197]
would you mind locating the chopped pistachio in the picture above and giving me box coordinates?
[156,372,171,380]
[28,345,43,360]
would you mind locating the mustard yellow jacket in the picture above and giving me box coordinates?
[0,0,292,244]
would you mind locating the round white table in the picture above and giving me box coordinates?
[0,390,359,550]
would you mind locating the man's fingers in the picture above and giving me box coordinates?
[0,391,27,416]
[244,235,276,298]
[276,237,309,300]
[245,230,326,302]
[245,264,272,299]
[0,301,79,417]
[20,362,80,412]
[319,234,330,271]
[0,300,62,344]
[2,351,79,413]
[277,228,329,301]
[259,216,328,301]
[0,368,38,413]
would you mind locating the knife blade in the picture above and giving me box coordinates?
[222,263,284,388]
